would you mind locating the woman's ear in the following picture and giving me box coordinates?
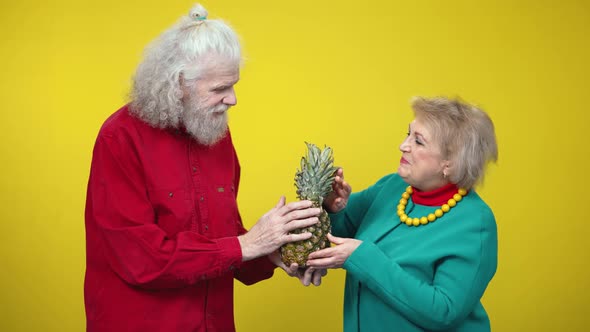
[442,162,451,179]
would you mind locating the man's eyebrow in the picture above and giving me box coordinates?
[212,79,239,89]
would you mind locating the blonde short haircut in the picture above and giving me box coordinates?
[411,96,498,189]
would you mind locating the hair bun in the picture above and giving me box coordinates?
[189,4,208,21]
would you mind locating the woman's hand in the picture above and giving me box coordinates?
[323,168,351,213]
[306,234,362,269]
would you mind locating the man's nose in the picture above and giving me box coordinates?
[223,88,237,106]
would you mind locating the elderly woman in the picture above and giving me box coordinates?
[307,96,498,332]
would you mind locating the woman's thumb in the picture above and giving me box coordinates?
[327,233,345,245]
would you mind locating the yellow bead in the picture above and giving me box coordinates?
[398,186,464,227]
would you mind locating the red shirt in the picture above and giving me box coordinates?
[84,105,276,332]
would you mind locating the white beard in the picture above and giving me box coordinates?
[182,96,230,146]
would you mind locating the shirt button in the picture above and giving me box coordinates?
[168,192,173,197]
[229,265,235,271]
[192,166,197,173]
[204,224,209,231]
[200,196,204,201]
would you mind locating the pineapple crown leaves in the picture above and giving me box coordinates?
[295,142,338,202]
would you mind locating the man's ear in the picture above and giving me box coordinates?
[179,73,188,99]
[179,72,185,86]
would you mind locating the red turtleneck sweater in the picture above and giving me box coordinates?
[410,183,464,206]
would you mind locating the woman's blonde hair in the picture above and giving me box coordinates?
[411,96,498,189]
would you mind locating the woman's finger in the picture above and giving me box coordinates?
[306,257,334,269]
[307,247,335,260]
[327,233,346,245]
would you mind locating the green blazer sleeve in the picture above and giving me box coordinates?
[329,174,396,239]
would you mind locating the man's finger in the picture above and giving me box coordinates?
[300,267,314,286]
[278,200,314,215]
[274,196,286,209]
[285,217,319,232]
[312,270,322,286]
[283,207,321,222]
[283,263,299,276]
[285,232,312,243]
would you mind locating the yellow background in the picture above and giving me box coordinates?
[1,0,589,331]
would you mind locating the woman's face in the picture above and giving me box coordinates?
[398,119,449,191]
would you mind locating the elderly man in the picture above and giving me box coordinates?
[84,4,322,332]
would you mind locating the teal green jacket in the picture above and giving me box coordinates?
[331,174,497,332]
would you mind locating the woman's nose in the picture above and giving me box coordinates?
[399,137,410,152]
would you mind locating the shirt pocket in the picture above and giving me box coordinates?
[208,183,240,237]
[147,188,193,237]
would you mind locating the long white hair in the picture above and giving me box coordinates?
[129,4,241,128]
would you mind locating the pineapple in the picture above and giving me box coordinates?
[280,142,338,267]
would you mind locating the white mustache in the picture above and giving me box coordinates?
[208,104,230,114]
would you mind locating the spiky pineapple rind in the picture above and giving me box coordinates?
[280,208,331,267]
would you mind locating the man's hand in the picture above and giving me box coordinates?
[306,234,362,269]
[323,168,352,213]
[298,266,328,286]
[239,197,320,261]
[269,251,327,286]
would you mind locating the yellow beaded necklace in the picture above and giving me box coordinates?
[397,186,467,226]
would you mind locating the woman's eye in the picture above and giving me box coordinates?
[415,139,423,146]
